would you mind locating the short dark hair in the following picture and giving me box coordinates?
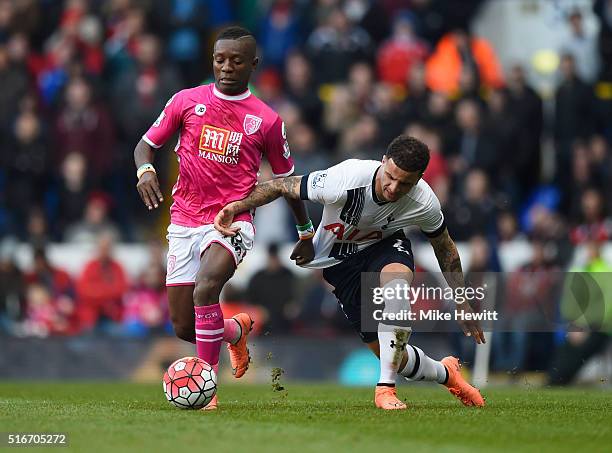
[216,26,254,42]
[385,135,430,173]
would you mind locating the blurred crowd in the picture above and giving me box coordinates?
[1,0,612,380]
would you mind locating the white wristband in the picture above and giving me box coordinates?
[137,163,156,180]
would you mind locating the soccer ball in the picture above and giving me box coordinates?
[162,357,217,409]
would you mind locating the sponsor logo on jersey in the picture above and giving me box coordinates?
[323,223,383,242]
[283,141,291,159]
[198,125,243,164]
[281,121,286,139]
[243,114,262,135]
[194,104,206,116]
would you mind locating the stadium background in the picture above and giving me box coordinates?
[0,0,611,387]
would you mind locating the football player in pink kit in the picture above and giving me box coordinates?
[133,27,314,410]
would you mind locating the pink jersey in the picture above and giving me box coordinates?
[143,83,294,227]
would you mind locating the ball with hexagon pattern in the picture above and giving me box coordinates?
[162,357,217,409]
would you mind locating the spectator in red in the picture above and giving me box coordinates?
[23,247,79,336]
[53,76,116,185]
[44,1,105,76]
[25,247,73,300]
[103,5,147,80]
[76,231,128,332]
[425,28,504,95]
[376,11,428,88]
[570,188,612,244]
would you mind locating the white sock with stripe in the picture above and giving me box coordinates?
[399,345,448,384]
[377,279,412,384]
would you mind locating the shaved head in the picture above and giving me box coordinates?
[213,26,258,95]
[215,26,256,59]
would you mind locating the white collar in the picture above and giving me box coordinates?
[212,84,251,101]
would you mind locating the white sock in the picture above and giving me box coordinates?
[377,279,412,384]
[399,345,448,384]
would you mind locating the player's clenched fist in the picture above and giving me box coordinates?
[290,239,315,266]
[137,171,164,210]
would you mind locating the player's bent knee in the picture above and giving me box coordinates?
[193,276,224,306]
[380,263,413,286]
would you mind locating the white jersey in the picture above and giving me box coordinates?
[299,159,445,269]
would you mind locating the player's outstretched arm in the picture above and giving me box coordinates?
[134,139,164,210]
[214,176,302,236]
[428,228,485,344]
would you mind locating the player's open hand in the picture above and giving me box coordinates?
[214,206,241,236]
[455,303,485,344]
[290,239,315,266]
[136,172,164,210]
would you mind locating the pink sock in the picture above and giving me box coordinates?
[223,318,241,344]
[195,304,224,369]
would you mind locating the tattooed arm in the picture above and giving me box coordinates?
[428,227,485,344]
[214,176,302,236]
[429,227,464,289]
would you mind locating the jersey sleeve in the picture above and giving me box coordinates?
[264,116,295,178]
[299,162,348,205]
[142,92,183,148]
[418,192,446,237]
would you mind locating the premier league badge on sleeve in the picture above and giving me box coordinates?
[243,114,262,135]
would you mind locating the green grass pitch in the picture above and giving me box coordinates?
[1,382,611,452]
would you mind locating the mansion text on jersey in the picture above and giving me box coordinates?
[198,150,239,165]
[197,125,243,165]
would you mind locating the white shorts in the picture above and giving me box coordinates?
[165,222,255,286]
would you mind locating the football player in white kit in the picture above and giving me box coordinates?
[215,135,486,410]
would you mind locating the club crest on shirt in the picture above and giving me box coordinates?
[243,114,262,135]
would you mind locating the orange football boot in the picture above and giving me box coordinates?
[227,313,254,378]
[374,385,407,410]
[441,356,485,407]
